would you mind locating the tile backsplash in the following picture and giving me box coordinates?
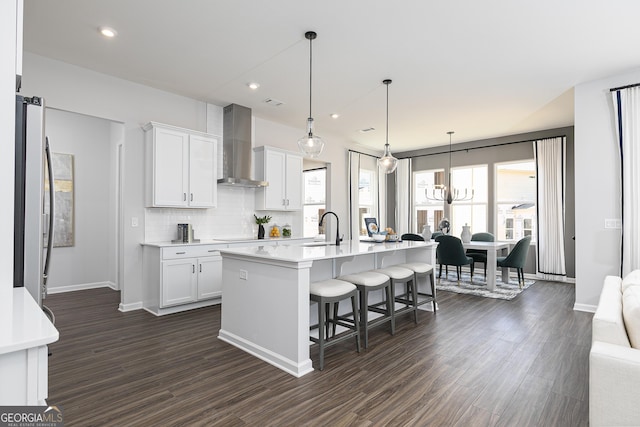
[145,186,301,242]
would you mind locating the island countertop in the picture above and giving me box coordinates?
[218,239,436,263]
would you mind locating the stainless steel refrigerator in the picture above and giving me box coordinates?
[14,95,54,309]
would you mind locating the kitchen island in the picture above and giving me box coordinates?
[218,239,437,377]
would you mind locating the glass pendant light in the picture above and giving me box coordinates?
[378,79,398,174]
[297,31,325,158]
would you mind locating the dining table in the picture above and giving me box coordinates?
[461,241,511,291]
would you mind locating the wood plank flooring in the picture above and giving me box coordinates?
[44,280,592,426]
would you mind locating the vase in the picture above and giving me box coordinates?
[258,224,265,239]
[421,224,432,241]
[461,224,471,243]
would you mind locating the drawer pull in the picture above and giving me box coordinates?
[176,251,186,255]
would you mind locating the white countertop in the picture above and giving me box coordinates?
[0,288,59,355]
[142,236,311,248]
[218,239,436,263]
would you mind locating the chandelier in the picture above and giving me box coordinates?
[425,131,474,204]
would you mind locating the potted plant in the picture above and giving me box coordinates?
[254,214,271,239]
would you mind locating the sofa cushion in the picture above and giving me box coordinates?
[623,285,640,348]
[593,276,631,347]
[622,269,640,292]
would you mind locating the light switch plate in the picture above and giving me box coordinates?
[131,217,139,227]
[604,218,622,229]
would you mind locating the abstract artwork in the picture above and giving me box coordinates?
[49,152,74,247]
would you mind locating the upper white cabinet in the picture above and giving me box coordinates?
[144,122,217,208]
[254,146,303,211]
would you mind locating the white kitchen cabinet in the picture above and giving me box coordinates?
[161,258,198,307]
[144,122,217,208]
[254,146,303,211]
[142,244,224,315]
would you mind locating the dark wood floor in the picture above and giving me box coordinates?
[44,280,592,426]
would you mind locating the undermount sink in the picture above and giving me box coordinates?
[301,242,335,247]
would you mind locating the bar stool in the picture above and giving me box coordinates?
[373,266,417,323]
[338,271,394,349]
[309,279,361,370]
[396,262,437,313]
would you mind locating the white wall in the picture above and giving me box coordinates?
[21,52,364,309]
[44,108,116,291]
[574,67,640,311]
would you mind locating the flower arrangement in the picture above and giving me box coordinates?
[254,214,272,225]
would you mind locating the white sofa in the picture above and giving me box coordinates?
[590,272,640,426]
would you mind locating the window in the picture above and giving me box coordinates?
[303,168,326,237]
[495,161,536,241]
[450,165,488,237]
[413,169,445,234]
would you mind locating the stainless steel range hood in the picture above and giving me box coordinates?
[217,104,268,188]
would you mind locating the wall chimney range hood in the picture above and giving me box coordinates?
[217,104,268,188]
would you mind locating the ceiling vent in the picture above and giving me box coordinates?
[263,98,285,107]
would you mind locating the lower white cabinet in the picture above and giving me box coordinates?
[143,244,224,315]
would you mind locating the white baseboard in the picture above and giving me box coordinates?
[47,281,117,294]
[119,301,143,312]
[573,303,597,313]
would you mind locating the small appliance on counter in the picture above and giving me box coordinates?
[172,223,200,243]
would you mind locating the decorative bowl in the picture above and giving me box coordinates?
[372,233,386,242]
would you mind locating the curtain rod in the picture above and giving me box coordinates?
[399,135,567,159]
[348,149,380,159]
[610,82,640,92]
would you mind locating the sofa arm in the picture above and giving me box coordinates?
[590,341,640,426]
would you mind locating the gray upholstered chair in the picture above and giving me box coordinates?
[431,231,444,240]
[466,232,495,277]
[435,235,474,280]
[401,233,424,241]
[497,235,532,288]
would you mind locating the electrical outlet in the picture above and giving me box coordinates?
[239,269,248,280]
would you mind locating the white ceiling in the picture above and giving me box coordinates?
[22,0,640,152]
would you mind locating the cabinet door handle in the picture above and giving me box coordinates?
[192,264,195,273]
[286,199,290,206]
[176,251,186,254]
[183,193,187,201]
[191,193,194,201]
[199,264,202,273]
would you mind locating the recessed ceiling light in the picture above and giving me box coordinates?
[330,113,340,119]
[99,26,118,38]
[247,82,260,90]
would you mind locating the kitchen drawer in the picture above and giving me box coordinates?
[162,244,226,260]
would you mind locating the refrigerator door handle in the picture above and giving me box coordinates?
[43,136,55,295]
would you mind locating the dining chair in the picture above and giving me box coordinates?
[466,232,495,277]
[497,235,532,288]
[431,231,444,240]
[435,235,474,281]
[401,233,424,241]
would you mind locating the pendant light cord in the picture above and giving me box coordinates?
[308,35,313,120]
[383,79,392,148]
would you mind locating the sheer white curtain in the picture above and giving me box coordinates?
[348,151,361,240]
[612,86,640,276]
[534,137,567,280]
[395,158,411,235]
